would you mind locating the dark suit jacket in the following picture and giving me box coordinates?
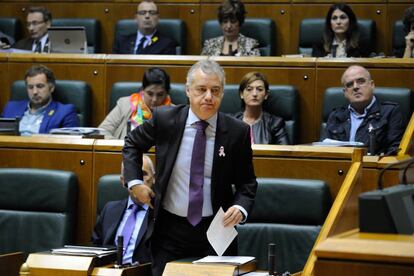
[12,37,34,51]
[123,105,258,241]
[92,198,151,264]
[2,100,79,133]
[312,42,369,57]
[113,31,176,55]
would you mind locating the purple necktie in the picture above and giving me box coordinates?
[120,204,141,252]
[187,120,208,226]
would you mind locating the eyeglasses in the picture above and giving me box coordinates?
[26,21,45,27]
[136,10,158,16]
[344,77,369,89]
[191,86,222,97]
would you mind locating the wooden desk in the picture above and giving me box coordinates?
[0,252,24,276]
[314,229,414,276]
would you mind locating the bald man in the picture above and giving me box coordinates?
[92,155,155,265]
[324,65,406,155]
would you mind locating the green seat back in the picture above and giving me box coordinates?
[0,168,78,255]
[0,17,22,41]
[109,82,187,110]
[392,20,405,57]
[11,80,92,127]
[96,174,128,216]
[238,178,331,273]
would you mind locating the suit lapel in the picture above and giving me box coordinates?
[211,113,229,211]
[104,199,128,245]
[133,210,148,257]
[39,101,57,133]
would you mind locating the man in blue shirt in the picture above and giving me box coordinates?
[325,65,405,155]
[1,64,79,135]
[92,155,154,265]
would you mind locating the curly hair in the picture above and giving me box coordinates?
[402,6,414,34]
[217,0,246,26]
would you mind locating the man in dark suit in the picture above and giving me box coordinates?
[1,64,79,135]
[92,155,155,265]
[122,59,258,276]
[13,6,51,53]
[113,0,176,55]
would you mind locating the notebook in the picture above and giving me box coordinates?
[48,26,87,54]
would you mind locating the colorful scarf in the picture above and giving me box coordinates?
[129,91,171,128]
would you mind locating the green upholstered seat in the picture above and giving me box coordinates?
[11,80,92,127]
[114,19,187,55]
[392,20,405,57]
[0,168,78,255]
[0,17,22,42]
[237,178,331,273]
[320,87,413,140]
[109,82,187,111]
[96,174,128,216]
[52,18,101,53]
[299,18,376,56]
[201,19,276,56]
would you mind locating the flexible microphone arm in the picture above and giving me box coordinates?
[377,156,414,190]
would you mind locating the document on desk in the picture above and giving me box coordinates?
[206,207,238,256]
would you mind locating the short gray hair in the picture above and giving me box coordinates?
[186,59,225,87]
[341,65,371,85]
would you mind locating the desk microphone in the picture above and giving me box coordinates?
[268,243,277,275]
[116,235,123,267]
[367,124,376,156]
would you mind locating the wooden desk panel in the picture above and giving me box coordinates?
[0,136,95,244]
[6,54,106,127]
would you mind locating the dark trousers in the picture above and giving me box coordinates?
[150,209,215,276]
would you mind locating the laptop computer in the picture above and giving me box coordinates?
[48,26,87,54]
[0,118,20,136]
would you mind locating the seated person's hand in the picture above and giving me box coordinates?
[129,184,155,208]
[0,41,10,49]
[405,31,414,49]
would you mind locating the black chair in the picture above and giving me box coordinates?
[298,18,376,56]
[11,80,92,127]
[0,17,22,43]
[320,87,413,139]
[52,18,101,53]
[392,20,405,57]
[219,84,299,144]
[114,19,186,54]
[237,178,331,273]
[0,168,78,255]
[96,174,128,216]
[109,82,187,111]
[201,18,276,56]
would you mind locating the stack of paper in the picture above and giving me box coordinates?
[51,245,116,257]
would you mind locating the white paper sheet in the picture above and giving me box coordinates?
[206,207,238,256]
[193,255,254,265]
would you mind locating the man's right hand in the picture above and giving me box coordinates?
[130,184,155,208]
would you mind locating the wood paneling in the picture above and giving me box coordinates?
[0,54,8,112]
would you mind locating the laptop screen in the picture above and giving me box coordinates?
[48,26,87,54]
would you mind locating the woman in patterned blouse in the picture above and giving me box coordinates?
[201,0,260,56]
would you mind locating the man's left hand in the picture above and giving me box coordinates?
[223,206,243,227]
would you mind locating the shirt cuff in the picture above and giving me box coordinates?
[127,179,143,189]
[233,205,248,223]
